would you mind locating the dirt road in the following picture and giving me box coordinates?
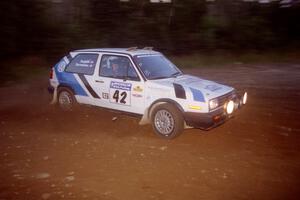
[0,64,300,200]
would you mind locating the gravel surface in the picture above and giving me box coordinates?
[0,64,300,200]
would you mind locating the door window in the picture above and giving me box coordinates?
[65,54,98,75]
[99,55,140,81]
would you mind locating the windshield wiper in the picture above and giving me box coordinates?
[151,76,170,80]
[151,72,182,80]
[171,71,183,78]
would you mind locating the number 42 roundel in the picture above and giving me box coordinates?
[109,81,132,106]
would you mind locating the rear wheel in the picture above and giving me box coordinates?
[151,103,184,139]
[57,87,76,111]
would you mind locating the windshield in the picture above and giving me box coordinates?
[133,54,182,80]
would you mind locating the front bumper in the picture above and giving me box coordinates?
[183,109,227,130]
[183,96,244,130]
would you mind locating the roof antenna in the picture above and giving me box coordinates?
[127,47,138,51]
[143,47,153,50]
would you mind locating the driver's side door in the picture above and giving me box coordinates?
[93,54,145,115]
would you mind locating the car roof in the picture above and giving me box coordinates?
[72,48,160,56]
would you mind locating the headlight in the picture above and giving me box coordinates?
[242,92,247,105]
[226,100,234,114]
[209,99,219,110]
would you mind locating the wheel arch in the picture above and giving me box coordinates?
[139,98,184,126]
[148,98,184,119]
[57,84,75,95]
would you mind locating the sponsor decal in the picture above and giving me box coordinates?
[57,60,66,72]
[132,94,143,98]
[109,81,132,106]
[133,86,143,92]
[75,59,95,68]
[102,92,109,99]
[188,105,202,110]
[110,81,132,91]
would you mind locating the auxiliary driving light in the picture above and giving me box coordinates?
[209,99,219,110]
[242,92,248,105]
[226,100,234,114]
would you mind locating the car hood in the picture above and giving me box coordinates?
[151,74,234,99]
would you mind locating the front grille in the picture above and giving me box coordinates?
[218,91,236,107]
[211,90,237,111]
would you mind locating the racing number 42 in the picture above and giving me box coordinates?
[113,90,127,104]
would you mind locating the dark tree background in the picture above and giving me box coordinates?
[0,0,299,60]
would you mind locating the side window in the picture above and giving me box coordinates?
[99,55,140,81]
[65,54,98,75]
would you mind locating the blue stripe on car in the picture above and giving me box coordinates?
[54,59,88,96]
[190,88,205,102]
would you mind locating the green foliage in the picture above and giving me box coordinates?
[0,0,299,58]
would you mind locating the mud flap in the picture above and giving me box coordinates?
[184,122,193,129]
[139,108,150,125]
[50,88,58,104]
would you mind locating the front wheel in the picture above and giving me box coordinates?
[151,103,184,139]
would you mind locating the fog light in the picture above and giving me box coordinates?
[213,115,221,122]
[226,100,234,114]
[243,92,247,105]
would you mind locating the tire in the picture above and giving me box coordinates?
[57,87,77,111]
[151,103,184,139]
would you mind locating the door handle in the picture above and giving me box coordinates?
[95,80,104,83]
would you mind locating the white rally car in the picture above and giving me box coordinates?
[48,47,247,139]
